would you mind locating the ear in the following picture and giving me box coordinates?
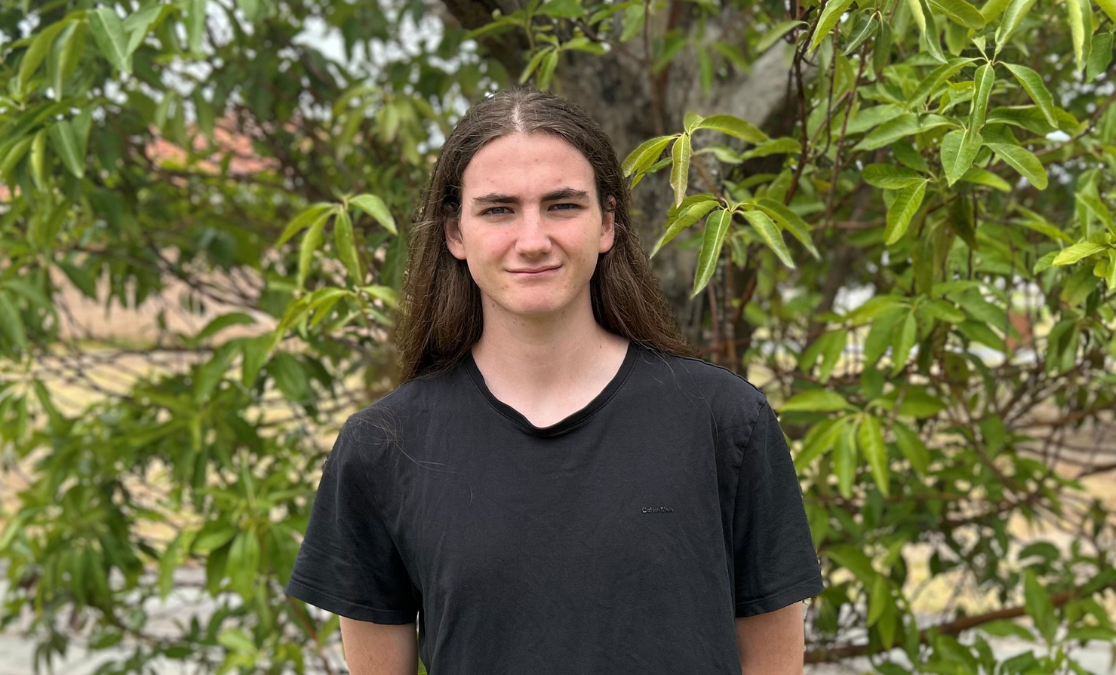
[445,216,467,260]
[599,196,616,254]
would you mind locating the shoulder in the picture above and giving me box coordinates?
[338,367,459,451]
[633,347,772,433]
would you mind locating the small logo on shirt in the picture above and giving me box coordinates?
[641,506,674,514]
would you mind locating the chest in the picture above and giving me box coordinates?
[372,411,733,601]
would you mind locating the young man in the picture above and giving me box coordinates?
[286,89,824,674]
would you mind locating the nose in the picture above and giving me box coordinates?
[514,208,552,258]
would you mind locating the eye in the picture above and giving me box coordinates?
[481,206,511,216]
[551,203,581,211]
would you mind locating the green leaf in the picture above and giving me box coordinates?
[334,209,363,284]
[277,203,332,247]
[29,130,47,191]
[858,415,889,496]
[298,210,330,288]
[796,417,847,470]
[848,296,906,324]
[651,200,719,257]
[1003,64,1057,127]
[194,313,256,343]
[894,386,948,417]
[563,36,607,55]
[48,121,84,179]
[519,49,549,88]
[1065,0,1088,72]
[1052,242,1106,266]
[1075,185,1113,230]
[863,164,926,189]
[844,12,878,56]
[994,0,1037,53]
[1086,32,1114,82]
[834,423,858,498]
[941,129,983,185]
[742,209,795,268]
[1098,0,1116,22]
[1023,569,1057,643]
[1033,251,1060,275]
[892,141,929,172]
[980,0,1011,22]
[873,20,892,74]
[982,620,1031,638]
[907,57,976,109]
[620,3,645,42]
[781,389,854,412]
[845,104,905,135]
[240,334,271,387]
[692,209,732,297]
[741,137,801,159]
[959,167,1011,191]
[187,0,207,53]
[537,50,559,90]
[907,0,927,40]
[217,627,256,654]
[817,329,848,383]
[914,0,947,61]
[1013,205,1074,242]
[684,112,704,134]
[89,7,133,74]
[986,105,1078,135]
[929,0,986,28]
[893,422,930,474]
[891,311,918,373]
[1,137,33,184]
[670,134,692,208]
[124,4,165,54]
[755,20,805,54]
[50,21,86,102]
[754,198,820,260]
[193,342,235,402]
[985,142,1048,189]
[350,194,397,234]
[621,135,676,177]
[923,298,966,323]
[18,20,70,94]
[0,292,28,352]
[854,114,954,151]
[867,574,889,626]
[539,0,583,18]
[810,0,857,54]
[694,115,768,143]
[969,63,995,132]
[885,181,928,245]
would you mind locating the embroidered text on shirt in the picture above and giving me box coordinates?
[641,506,674,513]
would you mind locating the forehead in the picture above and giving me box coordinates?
[461,132,596,197]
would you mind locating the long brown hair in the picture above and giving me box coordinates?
[395,88,694,382]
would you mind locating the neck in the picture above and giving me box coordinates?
[471,294,625,392]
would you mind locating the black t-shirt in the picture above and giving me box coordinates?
[286,341,824,673]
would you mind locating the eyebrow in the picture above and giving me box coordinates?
[471,188,591,206]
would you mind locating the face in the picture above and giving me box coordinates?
[445,132,615,323]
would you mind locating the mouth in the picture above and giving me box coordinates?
[509,266,560,276]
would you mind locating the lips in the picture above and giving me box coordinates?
[510,266,560,275]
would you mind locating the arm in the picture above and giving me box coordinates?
[734,602,805,675]
[340,617,418,675]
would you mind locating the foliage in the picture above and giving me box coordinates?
[1,0,1115,673]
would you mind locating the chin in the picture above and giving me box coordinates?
[501,295,570,319]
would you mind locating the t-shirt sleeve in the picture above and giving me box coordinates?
[285,419,419,624]
[732,399,824,617]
